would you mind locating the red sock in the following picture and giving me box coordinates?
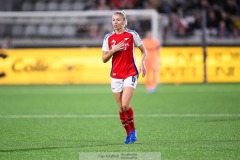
[124,107,136,131]
[119,111,131,136]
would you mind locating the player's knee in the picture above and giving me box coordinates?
[122,104,129,111]
[119,107,124,113]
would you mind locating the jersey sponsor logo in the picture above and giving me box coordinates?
[124,38,129,41]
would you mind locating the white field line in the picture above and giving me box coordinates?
[0,88,239,95]
[0,114,239,119]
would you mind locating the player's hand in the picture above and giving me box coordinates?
[140,63,146,77]
[111,41,125,53]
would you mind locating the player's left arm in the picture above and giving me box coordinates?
[132,30,147,77]
[138,44,147,77]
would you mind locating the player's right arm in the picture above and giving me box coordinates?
[102,41,125,63]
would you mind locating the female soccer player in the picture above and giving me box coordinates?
[102,10,147,144]
[142,31,160,93]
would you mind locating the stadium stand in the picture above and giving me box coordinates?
[0,0,239,48]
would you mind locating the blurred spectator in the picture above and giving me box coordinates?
[232,16,240,38]
[1,36,13,49]
[122,0,136,9]
[87,1,98,10]
[98,0,110,10]
[134,0,144,9]
[76,23,89,38]
[163,13,178,38]
[174,0,186,8]
[109,0,123,9]
[145,0,160,10]
[220,10,234,34]
[232,28,239,39]
[199,0,210,9]
[88,24,100,39]
[217,20,230,38]
[191,11,203,35]
[176,15,188,37]
[207,10,218,37]
[224,0,238,16]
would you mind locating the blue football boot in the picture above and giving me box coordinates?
[130,130,137,143]
[124,135,131,144]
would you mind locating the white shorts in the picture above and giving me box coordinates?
[111,75,138,93]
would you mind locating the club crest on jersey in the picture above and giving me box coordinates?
[123,43,129,50]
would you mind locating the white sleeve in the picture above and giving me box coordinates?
[132,31,143,47]
[102,34,109,52]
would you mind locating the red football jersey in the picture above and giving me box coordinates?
[102,29,143,79]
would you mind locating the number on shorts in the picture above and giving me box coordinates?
[132,76,136,82]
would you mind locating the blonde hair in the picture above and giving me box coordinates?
[113,10,128,27]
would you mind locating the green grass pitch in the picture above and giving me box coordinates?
[0,84,239,160]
